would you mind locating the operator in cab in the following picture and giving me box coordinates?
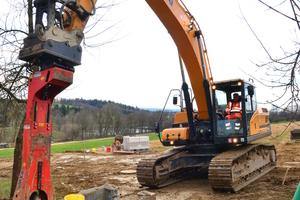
[225,93,242,120]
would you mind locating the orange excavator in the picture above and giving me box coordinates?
[13,0,276,199]
[136,0,276,192]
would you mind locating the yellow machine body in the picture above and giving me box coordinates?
[249,108,270,136]
[162,127,190,141]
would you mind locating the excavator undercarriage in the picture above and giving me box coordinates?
[209,144,276,192]
[137,144,277,192]
[137,145,226,188]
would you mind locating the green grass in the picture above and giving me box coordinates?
[271,121,290,124]
[0,149,14,158]
[51,138,115,154]
[0,179,11,199]
[0,138,114,158]
[274,131,289,141]
[0,133,159,158]
[137,133,159,141]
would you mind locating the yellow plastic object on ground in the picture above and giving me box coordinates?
[64,194,85,200]
[92,148,96,153]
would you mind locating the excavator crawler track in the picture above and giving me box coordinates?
[136,148,198,188]
[137,145,224,188]
[208,144,277,192]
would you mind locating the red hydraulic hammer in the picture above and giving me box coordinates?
[13,67,73,200]
[12,0,97,198]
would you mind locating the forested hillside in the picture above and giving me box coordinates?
[0,98,176,144]
[2,97,293,144]
[57,98,139,114]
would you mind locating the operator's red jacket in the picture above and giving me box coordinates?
[225,101,242,119]
[226,101,241,114]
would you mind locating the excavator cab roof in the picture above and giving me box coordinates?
[213,78,256,87]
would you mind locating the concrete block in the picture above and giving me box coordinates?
[137,190,156,200]
[290,129,300,140]
[79,183,119,200]
[123,136,149,151]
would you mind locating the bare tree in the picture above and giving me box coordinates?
[125,112,138,135]
[95,108,105,137]
[101,104,115,136]
[67,109,80,139]
[9,103,26,143]
[0,0,121,197]
[112,105,124,135]
[0,1,34,197]
[52,109,66,132]
[137,110,147,133]
[242,1,300,124]
[147,111,161,133]
[76,110,91,140]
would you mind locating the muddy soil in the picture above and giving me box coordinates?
[1,123,300,200]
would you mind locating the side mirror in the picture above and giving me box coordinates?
[173,96,178,105]
[248,85,254,96]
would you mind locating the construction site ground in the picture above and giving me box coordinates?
[1,122,300,200]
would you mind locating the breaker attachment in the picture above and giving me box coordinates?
[13,67,73,200]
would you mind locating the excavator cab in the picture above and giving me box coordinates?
[212,79,271,145]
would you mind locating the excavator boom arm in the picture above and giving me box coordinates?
[146,0,213,119]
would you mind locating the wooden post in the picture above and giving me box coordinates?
[282,166,291,185]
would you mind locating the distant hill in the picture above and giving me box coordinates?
[143,107,179,112]
[57,98,140,114]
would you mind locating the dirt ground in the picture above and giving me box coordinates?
[1,123,300,200]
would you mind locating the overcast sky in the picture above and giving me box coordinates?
[57,0,297,109]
